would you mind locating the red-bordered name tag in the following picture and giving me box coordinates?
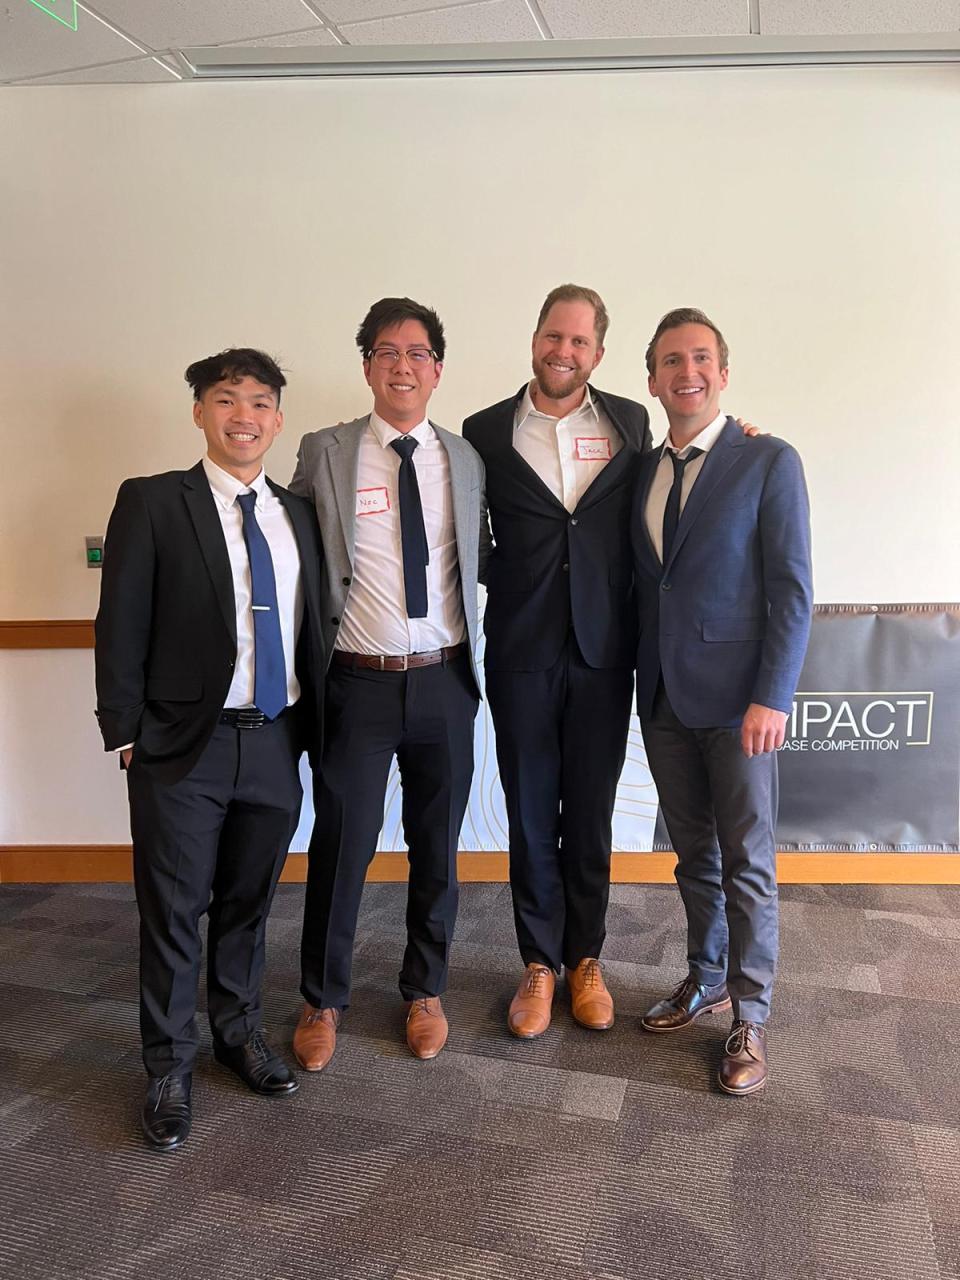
[356,486,390,516]
[575,437,612,462]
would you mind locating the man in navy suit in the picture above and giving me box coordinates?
[464,285,651,1039]
[632,309,812,1094]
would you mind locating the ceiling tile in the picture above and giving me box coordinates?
[17,57,182,84]
[340,0,542,44]
[760,1,960,34]
[538,0,749,39]
[0,2,146,80]
[90,0,323,49]
[323,0,483,22]
[220,27,339,48]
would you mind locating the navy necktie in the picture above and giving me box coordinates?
[661,447,703,564]
[236,491,287,720]
[390,436,429,619]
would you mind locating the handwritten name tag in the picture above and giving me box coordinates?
[575,437,612,462]
[356,486,390,516]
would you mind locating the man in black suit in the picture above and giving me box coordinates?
[463,285,651,1038]
[95,349,324,1150]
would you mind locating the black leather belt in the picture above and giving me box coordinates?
[332,643,466,673]
[219,705,289,730]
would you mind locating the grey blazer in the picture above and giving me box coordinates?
[290,415,487,692]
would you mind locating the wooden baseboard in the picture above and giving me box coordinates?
[0,620,95,648]
[1,846,957,885]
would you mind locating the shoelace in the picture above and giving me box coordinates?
[580,959,603,989]
[725,1021,764,1056]
[670,975,701,1003]
[305,1006,336,1026]
[247,1030,271,1061]
[524,966,551,995]
[408,998,436,1017]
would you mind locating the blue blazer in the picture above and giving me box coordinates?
[631,418,813,728]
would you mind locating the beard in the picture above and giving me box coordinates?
[531,355,590,404]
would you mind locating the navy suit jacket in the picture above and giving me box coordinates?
[463,385,651,672]
[95,462,325,784]
[632,419,813,728]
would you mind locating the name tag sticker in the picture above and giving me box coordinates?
[356,486,390,516]
[575,437,612,462]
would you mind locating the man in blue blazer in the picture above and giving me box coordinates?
[632,309,812,1095]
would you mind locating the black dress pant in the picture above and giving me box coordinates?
[485,636,633,972]
[300,654,478,1011]
[127,715,303,1078]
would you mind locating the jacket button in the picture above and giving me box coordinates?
[342,577,351,586]
[331,616,340,625]
[570,518,579,527]
[562,562,569,572]
[661,582,671,591]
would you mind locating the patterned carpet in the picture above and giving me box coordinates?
[1,879,958,1280]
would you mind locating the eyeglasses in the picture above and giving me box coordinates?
[368,346,437,367]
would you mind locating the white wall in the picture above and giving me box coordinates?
[1,67,958,845]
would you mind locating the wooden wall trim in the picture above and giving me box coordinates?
[1,846,958,885]
[0,620,95,649]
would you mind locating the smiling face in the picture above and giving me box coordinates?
[530,300,604,411]
[647,322,729,442]
[193,375,283,483]
[363,318,442,432]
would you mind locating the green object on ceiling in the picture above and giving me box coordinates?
[27,0,79,32]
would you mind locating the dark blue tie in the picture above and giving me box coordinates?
[236,491,287,720]
[390,436,429,619]
[661,446,703,564]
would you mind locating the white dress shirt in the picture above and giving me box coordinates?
[202,456,303,709]
[335,413,467,656]
[644,411,727,563]
[513,381,622,512]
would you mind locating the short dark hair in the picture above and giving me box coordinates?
[535,284,609,346]
[184,348,287,403]
[645,308,729,375]
[355,297,446,363]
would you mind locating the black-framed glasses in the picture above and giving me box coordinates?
[368,346,437,367]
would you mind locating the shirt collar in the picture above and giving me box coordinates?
[516,379,599,428]
[202,455,268,511]
[659,411,727,460]
[369,410,433,449]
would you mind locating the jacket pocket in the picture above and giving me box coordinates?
[701,616,764,642]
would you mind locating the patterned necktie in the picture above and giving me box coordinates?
[389,436,429,619]
[661,447,703,564]
[236,491,287,719]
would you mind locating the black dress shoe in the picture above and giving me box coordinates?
[641,975,732,1032]
[141,1073,192,1150]
[213,1030,299,1096]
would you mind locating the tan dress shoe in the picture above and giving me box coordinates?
[508,963,555,1039]
[292,1003,339,1072]
[405,997,448,1060]
[566,958,614,1031]
[718,1020,768,1096]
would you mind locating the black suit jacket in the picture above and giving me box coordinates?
[463,385,651,672]
[94,462,325,785]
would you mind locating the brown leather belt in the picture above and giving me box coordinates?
[332,643,466,673]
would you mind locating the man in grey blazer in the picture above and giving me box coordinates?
[289,297,486,1069]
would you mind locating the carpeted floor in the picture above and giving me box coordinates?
[1,879,958,1280]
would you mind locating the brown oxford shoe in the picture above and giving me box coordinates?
[718,1020,768,1096]
[566,958,615,1031]
[405,997,448,1060]
[507,963,556,1039]
[641,975,732,1033]
[292,1003,340,1072]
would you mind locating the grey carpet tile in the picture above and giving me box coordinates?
[1,881,959,1280]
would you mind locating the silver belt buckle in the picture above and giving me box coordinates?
[236,707,267,730]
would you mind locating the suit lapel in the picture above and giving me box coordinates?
[182,463,236,645]
[570,386,641,513]
[434,423,471,564]
[499,387,568,512]
[635,450,663,575]
[269,479,321,620]
[664,419,745,569]
[325,418,365,566]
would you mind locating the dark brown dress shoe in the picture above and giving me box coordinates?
[141,1073,191,1150]
[566,958,614,1031]
[405,997,448,1059]
[508,963,556,1038]
[641,975,731,1033]
[293,1003,340,1072]
[718,1020,768,1096]
[214,1030,299,1095]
